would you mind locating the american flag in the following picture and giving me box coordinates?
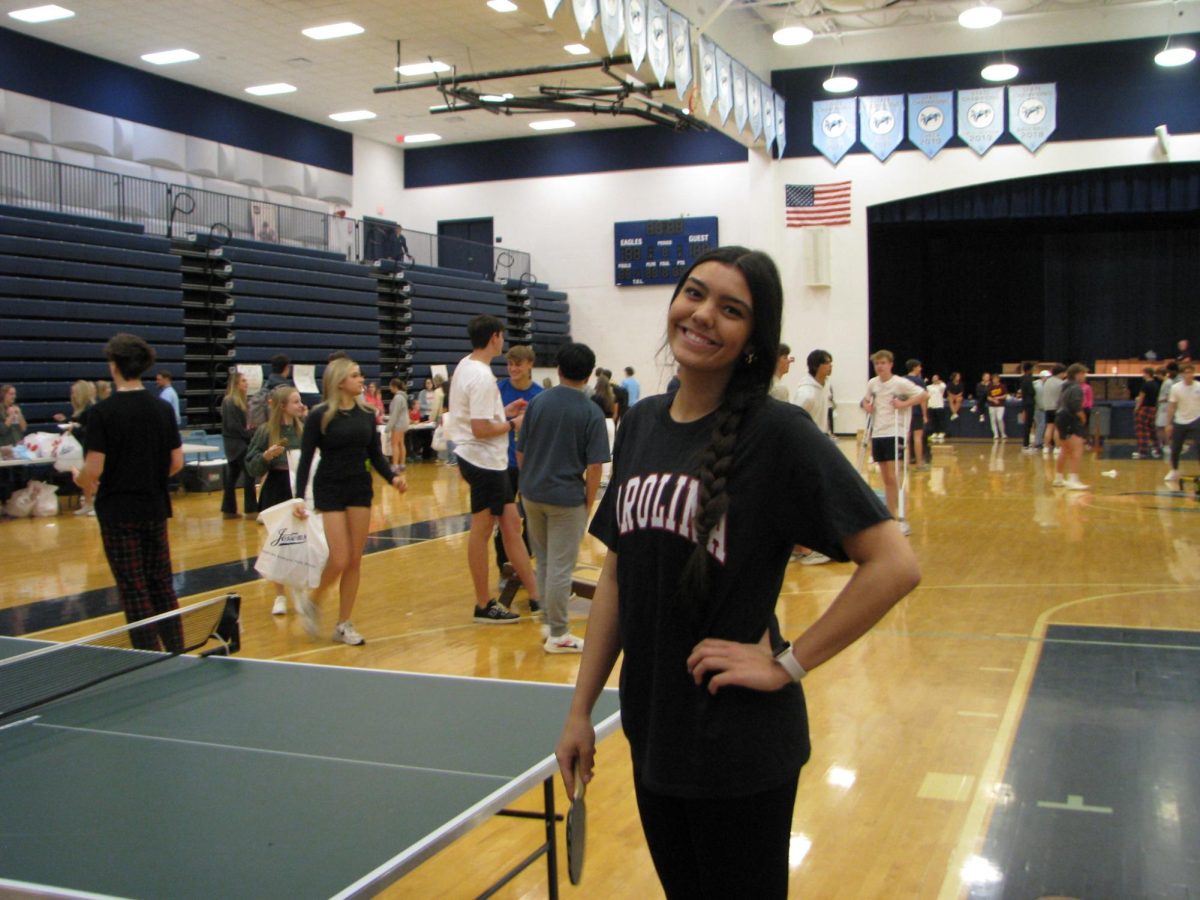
[785,182,852,227]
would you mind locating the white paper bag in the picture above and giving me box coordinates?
[254,498,329,589]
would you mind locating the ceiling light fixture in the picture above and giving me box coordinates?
[487,0,519,11]
[480,93,515,102]
[773,25,814,46]
[7,4,74,23]
[823,67,858,93]
[530,119,576,130]
[245,83,297,96]
[1155,39,1196,67]
[302,22,364,40]
[403,133,442,143]
[141,49,199,65]
[395,61,452,76]
[563,43,591,56]
[958,4,1002,29]
[329,110,376,122]
[981,61,1019,81]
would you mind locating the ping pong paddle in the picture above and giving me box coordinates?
[566,760,587,885]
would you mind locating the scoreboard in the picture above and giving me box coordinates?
[614,216,719,286]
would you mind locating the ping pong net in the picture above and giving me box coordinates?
[0,594,239,724]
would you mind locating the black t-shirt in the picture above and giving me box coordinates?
[590,394,889,798]
[86,390,181,523]
[1019,374,1035,406]
[294,403,394,499]
[1138,379,1159,408]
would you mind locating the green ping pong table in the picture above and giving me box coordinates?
[0,636,620,899]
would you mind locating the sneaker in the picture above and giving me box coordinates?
[1064,478,1090,491]
[1052,475,1066,486]
[1164,470,1180,483]
[528,599,542,615]
[271,595,288,616]
[540,624,551,640]
[73,501,92,516]
[474,600,520,624]
[1130,452,1142,459]
[898,520,911,536]
[333,621,365,645]
[544,633,585,654]
[1053,448,1062,457]
[800,551,833,566]
[1042,447,1051,456]
[294,590,319,638]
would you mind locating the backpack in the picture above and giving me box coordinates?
[248,385,271,427]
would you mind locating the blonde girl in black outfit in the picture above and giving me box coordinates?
[555,247,921,898]
[220,371,258,519]
[245,384,306,615]
[293,358,406,645]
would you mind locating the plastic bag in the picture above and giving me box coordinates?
[431,414,448,453]
[22,432,60,459]
[30,481,59,517]
[285,448,318,507]
[53,433,84,473]
[254,498,328,589]
[4,485,34,518]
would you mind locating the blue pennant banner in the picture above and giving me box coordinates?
[762,80,776,150]
[545,0,564,16]
[813,98,857,165]
[906,92,954,159]
[573,0,599,37]
[626,0,647,71]
[1008,83,1057,152]
[670,11,692,100]
[858,94,904,161]
[600,0,624,55]
[957,87,1005,156]
[732,60,748,132]
[748,74,764,140]
[698,35,717,114]
[647,0,670,87]
[774,92,787,158]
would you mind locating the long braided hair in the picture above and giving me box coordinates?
[673,247,783,604]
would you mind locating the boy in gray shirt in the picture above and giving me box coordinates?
[517,343,611,653]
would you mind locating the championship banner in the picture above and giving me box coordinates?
[732,60,748,132]
[698,35,717,114]
[762,80,776,150]
[747,75,763,140]
[626,0,647,71]
[858,94,904,162]
[670,11,692,100]
[716,46,733,125]
[907,91,954,159]
[1008,83,1056,152]
[957,87,1004,156]
[774,92,787,158]
[647,0,670,87]
[813,98,857,165]
[544,0,564,17]
[600,0,624,55]
[573,0,599,37]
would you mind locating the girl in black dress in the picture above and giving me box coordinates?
[293,358,407,645]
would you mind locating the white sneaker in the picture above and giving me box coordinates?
[1042,447,1051,456]
[1053,448,1062,457]
[294,590,319,638]
[800,551,833,566]
[73,501,92,516]
[1164,470,1180,483]
[271,595,288,616]
[1130,452,1142,459]
[544,633,585,654]
[1052,475,1066,487]
[898,520,911,536]
[333,621,365,645]
[1065,478,1090,491]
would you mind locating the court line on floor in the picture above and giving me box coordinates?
[936,585,1198,900]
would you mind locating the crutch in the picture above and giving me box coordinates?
[857,410,874,477]
[897,406,912,526]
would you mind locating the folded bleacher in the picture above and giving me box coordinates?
[0,204,183,426]
[406,264,512,381]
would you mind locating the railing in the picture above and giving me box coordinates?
[0,149,533,279]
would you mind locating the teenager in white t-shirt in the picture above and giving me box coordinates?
[1164,364,1200,483]
[862,350,925,533]
[448,315,542,624]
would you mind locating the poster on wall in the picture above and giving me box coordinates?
[858,94,905,161]
[716,46,733,125]
[698,35,717,114]
[812,98,857,165]
[600,0,624,55]
[647,0,670,87]
[670,11,692,100]
[1008,83,1057,152]
[626,0,647,71]
[906,92,954,159]
[957,87,1005,156]
[732,60,748,132]
[762,80,776,150]
[573,0,599,37]
[774,92,787,158]
[747,75,763,140]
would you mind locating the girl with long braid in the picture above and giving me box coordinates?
[555,247,920,897]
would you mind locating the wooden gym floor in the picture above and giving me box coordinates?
[2,437,1198,899]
